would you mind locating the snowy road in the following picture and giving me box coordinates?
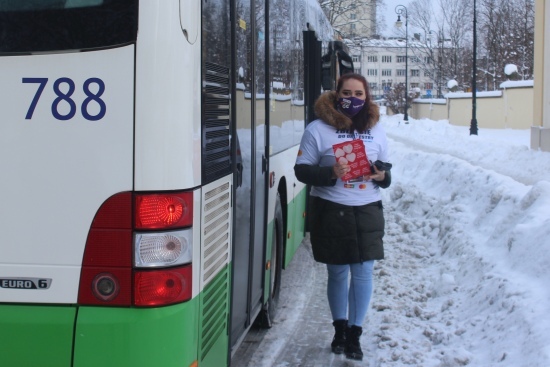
[232,116,550,367]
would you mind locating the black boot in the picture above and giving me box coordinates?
[330,319,348,354]
[345,325,363,360]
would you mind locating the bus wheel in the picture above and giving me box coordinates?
[258,193,284,328]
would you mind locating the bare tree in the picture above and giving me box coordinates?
[384,82,421,114]
[321,0,534,94]
[318,0,380,39]
[407,0,534,93]
[409,0,434,33]
[384,82,407,114]
[407,0,441,95]
[478,0,534,88]
[438,0,472,86]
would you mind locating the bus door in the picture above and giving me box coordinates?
[250,0,269,332]
[230,0,268,349]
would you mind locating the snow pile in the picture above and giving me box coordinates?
[505,64,518,75]
[372,115,550,366]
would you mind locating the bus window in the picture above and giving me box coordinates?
[0,0,138,53]
[320,41,354,91]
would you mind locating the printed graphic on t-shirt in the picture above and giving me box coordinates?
[335,128,374,142]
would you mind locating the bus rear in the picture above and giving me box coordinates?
[0,1,216,367]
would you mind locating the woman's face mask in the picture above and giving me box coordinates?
[338,96,365,118]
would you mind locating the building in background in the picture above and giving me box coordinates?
[323,0,378,39]
[348,37,446,100]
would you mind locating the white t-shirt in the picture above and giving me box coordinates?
[296,119,389,206]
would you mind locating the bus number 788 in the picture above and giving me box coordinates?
[22,77,106,121]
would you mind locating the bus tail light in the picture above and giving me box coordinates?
[134,230,192,267]
[134,266,192,306]
[135,193,193,229]
[79,191,194,307]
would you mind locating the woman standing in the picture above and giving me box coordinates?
[294,73,391,360]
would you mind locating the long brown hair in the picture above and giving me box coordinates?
[336,73,380,133]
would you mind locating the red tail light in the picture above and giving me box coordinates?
[134,266,192,306]
[79,191,194,307]
[135,193,193,229]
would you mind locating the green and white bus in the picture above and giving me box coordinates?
[0,1,347,366]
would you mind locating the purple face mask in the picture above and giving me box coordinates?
[338,96,365,118]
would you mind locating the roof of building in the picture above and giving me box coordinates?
[344,37,453,50]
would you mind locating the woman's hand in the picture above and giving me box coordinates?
[332,163,350,179]
[366,165,386,181]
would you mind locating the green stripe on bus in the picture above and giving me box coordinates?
[285,187,307,266]
[199,264,230,366]
[73,266,231,367]
[0,304,75,367]
[73,300,199,367]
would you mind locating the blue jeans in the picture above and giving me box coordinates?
[327,261,375,327]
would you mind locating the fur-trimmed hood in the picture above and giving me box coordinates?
[313,91,380,130]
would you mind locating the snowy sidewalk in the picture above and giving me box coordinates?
[231,234,366,367]
[232,202,449,367]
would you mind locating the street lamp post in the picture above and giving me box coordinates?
[427,30,437,98]
[395,5,409,123]
[470,0,478,135]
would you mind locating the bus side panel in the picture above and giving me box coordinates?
[263,146,306,306]
[198,179,232,365]
[134,0,202,191]
[268,146,306,268]
[264,217,275,304]
[0,305,75,367]
[281,187,306,267]
[198,264,231,367]
[287,186,308,261]
[73,301,199,367]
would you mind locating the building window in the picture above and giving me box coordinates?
[424,57,431,64]
[397,56,406,63]
[350,23,356,30]
[411,69,420,77]
[424,70,431,77]
[410,83,419,89]
[397,69,406,76]
[367,55,378,62]
[350,13,356,20]
[352,55,359,62]
[369,82,378,90]
[381,55,392,63]
[410,56,420,63]
[367,69,378,76]
[381,69,392,76]
[424,83,434,90]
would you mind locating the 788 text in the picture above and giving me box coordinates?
[22,77,107,121]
